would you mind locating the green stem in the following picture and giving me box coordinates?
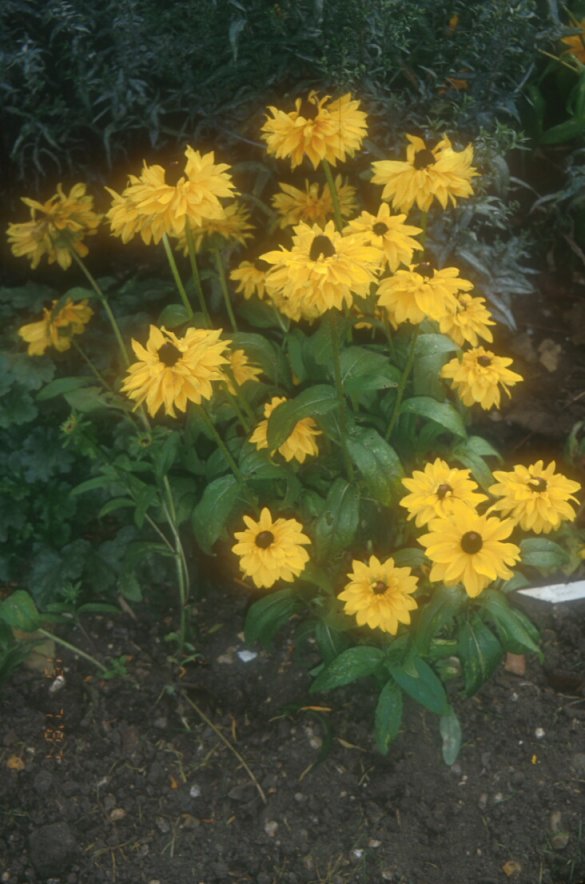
[225,386,251,433]
[329,311,355,482]
[213,248,238,332]
[70,251,130,367]
[185,224,212,327]
[162,233,195,321]
[385,327,420,441]
[162,475,190,651]
[321,159,343,231]
[72,340,112,391]
[223,365,256,423]
[38,628,109,674]
[200,405,244,482]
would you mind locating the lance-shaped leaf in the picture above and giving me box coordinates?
[37,376,94,401]
[192,475,247,554]
[266,385,338,450]
[313,478,360,562]
[480,590,542,658]
[346,426,403,504]
[245,588,301,647]
[310,646,384,693]
[0,590,41,632]
[374,680,403,754]
[231,331,289,384]
[387,656,449,715]
[400,396,467,438]
[520,537,571,571]
[440,709,462,765]
[458,615,503,695]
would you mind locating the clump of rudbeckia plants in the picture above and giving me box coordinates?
[4,91,583,758]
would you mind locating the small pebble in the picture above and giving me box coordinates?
[237,650,257,663]
[535,727,545,739]
[264,820,278,837]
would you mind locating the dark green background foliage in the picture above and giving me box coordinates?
[1,0,553,196]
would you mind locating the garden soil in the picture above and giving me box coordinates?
[2,275,585,884]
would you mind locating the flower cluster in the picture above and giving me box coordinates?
[18,299,94,356]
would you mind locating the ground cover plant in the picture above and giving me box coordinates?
[2,90,584,770]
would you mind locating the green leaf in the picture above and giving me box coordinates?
[346,427,403,504]
[71,475,116,496]
[409,586,466,657]
[151,432,181,479]
[451,435,502,487]
[387,657,449,715]
[158,303,191,328]
[63,387,112,413]
[266,385,338,449]
[480,590,542,658]
[313,478,360,562]
[98,497,135,518]
[440,709,462,766]
[540,117,585,145]
[457,616,503,695]
[414,334,458,398]
[314,620,351,664]
[374,680,403,754]
[238,448,290,481]
[392,548,427,569]
[310,646,384,693]
[0,590,41,631]
[231,332,287,384]
[37,377,93,401]
[244,588,301,647]
[340,346,399,390]
[400,397,467,438]
[520,537,571,570]
[192,475,244,554]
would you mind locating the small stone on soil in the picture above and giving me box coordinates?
[28,822,77,876]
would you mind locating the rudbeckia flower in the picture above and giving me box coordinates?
[400,458,488,527]
[371,134,477,214]
[121,325,230,418]
[18,299,94,356]
[419,501,520,598]
[230,259,268,300]
[488,461,581,534]
[232,507,311,589]
[561,19,585,63]
[250,396,321,463]
[438,292,495,347]
[272,176,356,228]
[344,202,423,272]
[377,262,473,326]
[106,147,236,245]
[176,202,254,252]
[261,92,367,169]
[225,348,262,394]
[338,555,419,635]
[261,221,381,321]
[440,347,523,410]
[8,184,101,270]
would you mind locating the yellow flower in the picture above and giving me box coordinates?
[261,221,380,321]
[371,134,477,214]
[225,348,262,394]
[377,262,473,326]
[121,325,230,417]
[440,347,523,410]
[232,507,311,589]
[176,201,254,252]
[400,458,488,527]
[18,299,94,356]
[250,396,321,463]
[438,292,495,347]
[488,461,581,534]
[7,184,101,270]
[419,502,520,598]
[106,147,236,245]
[344,202,423,272]
[338,555,419,635]
[272,176,357,228]
[562,19,585,63]
[230,259,268,300]
[261,91,367,169]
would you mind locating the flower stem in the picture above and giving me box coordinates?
[162,233,195,321]
[70,251,130,367]
[329,311,355,482]
[161,475,190,651]
[200,405,244,482]
[72,340,112,391]
[38,628,109,674]
[385,327,419,441]
[185,224,212,327]
[321,159,343,231]
[212,248,238,332]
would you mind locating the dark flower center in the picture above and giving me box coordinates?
[157,342,182,367]
[436,483,452,500]
[310,234,336,261]
[528,477,548,492]
[298,99,318,120]
[415,261,434,278]
[372,580,387,595]
[373,222,388,236]
[255,530,274,549]
[460,531,483,554]
[477,355,492,367]
[413,148,436,170]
